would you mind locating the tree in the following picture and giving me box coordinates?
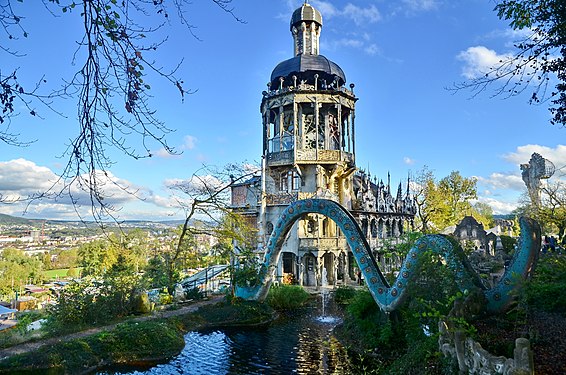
[412,166,445,233]
[530,179,566,237]
[454,0,566,126]
[78,231,152,277]
[1,1,242,221]
[513,178,566,237]
[150,163,258,294]
[412,168,478,232]
[0,247,43,298]
[437,171,477,228]
[78,238,116,276]
[51,247,79,269]
[471,201,494,228]
[41,251,52,270]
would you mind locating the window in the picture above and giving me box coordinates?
[279,172,288,191]
[291,170,301,190]
[280,170,301,191]
[282,252,295,274]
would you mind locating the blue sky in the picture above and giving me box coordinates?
[1,0,565,221]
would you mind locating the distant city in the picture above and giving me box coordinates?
[0,213,184,255]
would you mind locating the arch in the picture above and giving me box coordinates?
[370,218,378,238]
[235,199,540,313]
[378,219,384,239]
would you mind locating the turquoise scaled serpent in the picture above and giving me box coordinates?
[235,199,541,313]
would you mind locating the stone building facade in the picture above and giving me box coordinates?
[453,216,493,254]
[230,3,416,287]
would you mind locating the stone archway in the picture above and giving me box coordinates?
[235,199,541,313]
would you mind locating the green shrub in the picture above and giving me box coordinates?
[500,235,517,254]
[0,320,185,374]
[341,289,393,350]
[159,293,173,305]
[266,285,310,310]
[184,287,204,301]
[525,254,566,312]
[385,334,457,375]
[133,292,152,314]
[334,285,357,304]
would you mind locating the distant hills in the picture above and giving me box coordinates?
[0,213,183,229]
[0,213,38,226]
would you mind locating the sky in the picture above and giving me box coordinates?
[1,0,565,221]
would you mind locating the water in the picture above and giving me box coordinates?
[101,295,350,375]
[316,289,338,324]
[321,267,329,287]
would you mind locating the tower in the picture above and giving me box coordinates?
[259,2,357,286]
[230,2,416,288]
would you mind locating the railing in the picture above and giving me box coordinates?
[299,237,347,250]
[262,85,356,99]
[267,150,354,166]
[265,192,298,205]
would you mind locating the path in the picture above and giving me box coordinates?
[0,294,224,360]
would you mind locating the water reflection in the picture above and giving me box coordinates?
[101,297,350,374]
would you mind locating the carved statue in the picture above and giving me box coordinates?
[520,152,555,206]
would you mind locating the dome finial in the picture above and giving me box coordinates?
[291,2,323,56]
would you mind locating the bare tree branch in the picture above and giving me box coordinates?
[0,1,244,223]
[450,0,566,126]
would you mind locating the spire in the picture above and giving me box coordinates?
[290,2,322,56]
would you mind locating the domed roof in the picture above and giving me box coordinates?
[290,3,322,29]
[270,54,346,88]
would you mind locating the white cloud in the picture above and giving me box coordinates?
[403,156,415,165]
[472,144,566,215]
[364,44,379,56]
[342,3,381,25]
[0,159,169,221]
[153,148,180,159]
[181,135,197,150]
[332,38,363,49]
[152,135,197,159]
[475,173,525,191]
[323,34,379,56]
[310,1,338,18]
[309,1,381,25]
[282,1,382,56]
[457,46,514,80]
[476,196,519,215]
[401,0,440,12]
[503,144,566,173]
[0,158,58,194]
[164,174,224,192]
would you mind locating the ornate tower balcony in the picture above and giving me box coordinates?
[260,2,357,170]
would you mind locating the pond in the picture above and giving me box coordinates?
[100,291,359,374]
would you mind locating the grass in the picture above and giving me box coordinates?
[44,269,71,280]
[0,297,275,374]
[0,320,185,374]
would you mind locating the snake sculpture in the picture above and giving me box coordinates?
[235,199,541,313]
